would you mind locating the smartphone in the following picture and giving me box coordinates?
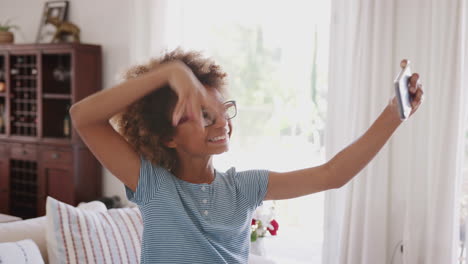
[394,61,413,120]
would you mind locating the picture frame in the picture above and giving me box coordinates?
[35,0,69,43]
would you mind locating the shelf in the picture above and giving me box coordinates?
[12,76,37,80]
[41,137,72,143]
[11,99,36,103]
[12,64,37,68]
[42,54,71,95]
[7,135,39,143]
[43,93,72,99]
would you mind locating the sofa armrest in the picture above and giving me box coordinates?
[0,216,47,261]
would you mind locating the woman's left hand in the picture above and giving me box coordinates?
[389,60,425,119]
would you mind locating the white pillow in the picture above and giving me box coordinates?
[0,239,44,264]
[77,200,108,211]
[0,216,46,261]
[46,196,142,264]
[0,200,107,263]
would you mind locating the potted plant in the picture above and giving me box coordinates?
[0,19,19,44]
[250,202,280,256]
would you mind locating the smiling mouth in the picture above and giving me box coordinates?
[208,135,227,142]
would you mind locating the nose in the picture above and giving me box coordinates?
[212,109,228,128]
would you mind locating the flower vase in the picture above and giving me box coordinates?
[250,239,266,256]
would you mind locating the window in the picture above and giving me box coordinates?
[177,1,331,262]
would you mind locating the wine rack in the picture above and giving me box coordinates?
[0,43,102,219]
[9,159,38,219]
[10,54,38,137]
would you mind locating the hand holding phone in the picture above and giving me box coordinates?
[394,59,413,120]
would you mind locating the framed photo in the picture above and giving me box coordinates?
[35,1,69,43]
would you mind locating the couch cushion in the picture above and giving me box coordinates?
[0,239,44,264]
[0,200,107,263]
[46,196,142,264]
[0,216,46,253]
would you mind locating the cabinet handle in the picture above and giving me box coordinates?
[22,150,27,155]
[51,153,59,159]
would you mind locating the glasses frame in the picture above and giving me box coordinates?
[203,100,237,127]
[177,100,237,127]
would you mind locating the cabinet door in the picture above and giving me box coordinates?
[0,157,9,213]
[38,164,74,216]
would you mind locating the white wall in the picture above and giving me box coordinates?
[0,0,133,201]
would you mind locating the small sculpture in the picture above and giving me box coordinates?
[45,17,80,43]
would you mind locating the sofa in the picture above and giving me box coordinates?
[0,197,276,264]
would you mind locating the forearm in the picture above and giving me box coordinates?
[69,61,179,127]
[327,104,402,188]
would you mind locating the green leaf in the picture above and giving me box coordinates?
[251,231,257,242]
[0,18,19,32]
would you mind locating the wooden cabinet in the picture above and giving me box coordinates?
[0,146,8,213]
[0,43,102,219]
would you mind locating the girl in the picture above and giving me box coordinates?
[69,49,424,263]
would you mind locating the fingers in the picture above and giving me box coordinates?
[409,73,419,91]
[172,96,190,127]
[172,89,210,127]
[190,95,204,126]
[172,83,222,127]
[199,90,222,116]
[411,88,424,108]
[408,73,424,109]
[400,59,409,68]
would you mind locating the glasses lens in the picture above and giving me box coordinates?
[224,101,237,120]
[202,109,215,127]
[201,101,236,127]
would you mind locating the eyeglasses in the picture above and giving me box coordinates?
[202,100,237,127]
[177,100,237,127]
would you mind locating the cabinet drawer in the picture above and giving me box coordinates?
[42,149,73,164]
[10,145,37,160]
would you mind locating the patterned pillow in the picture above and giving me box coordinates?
[46,196,143,264]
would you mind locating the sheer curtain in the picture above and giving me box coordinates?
[128,0,182,64]
[323,0,468,264]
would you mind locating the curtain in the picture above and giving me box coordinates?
[323,0,468,264]
[129,0,182,64]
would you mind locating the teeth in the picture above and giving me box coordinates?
[209,135,226,142]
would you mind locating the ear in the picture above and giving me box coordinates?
[163,137,177,148]
[166,141,177,148]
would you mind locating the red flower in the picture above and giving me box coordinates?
[251,219,257,226]
[267,219,279,235]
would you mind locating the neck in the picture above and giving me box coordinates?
[173,156,215,184]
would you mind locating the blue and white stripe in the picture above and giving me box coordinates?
[126,155,269,264]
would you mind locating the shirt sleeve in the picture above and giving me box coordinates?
[233,169,270,209]
[125,154,165,205]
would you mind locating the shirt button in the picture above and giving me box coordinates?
[202,199,208,204]
[204,210,209,216]
[201,186,206,191]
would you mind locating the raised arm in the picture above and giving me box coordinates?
[70,61,204,127]
[69,61,208,191]
[264,73,424,201]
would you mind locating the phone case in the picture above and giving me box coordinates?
[394,64,413,120]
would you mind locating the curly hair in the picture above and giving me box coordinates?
[111,48,228,171]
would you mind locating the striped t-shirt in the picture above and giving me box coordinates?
[125,155,269,264]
